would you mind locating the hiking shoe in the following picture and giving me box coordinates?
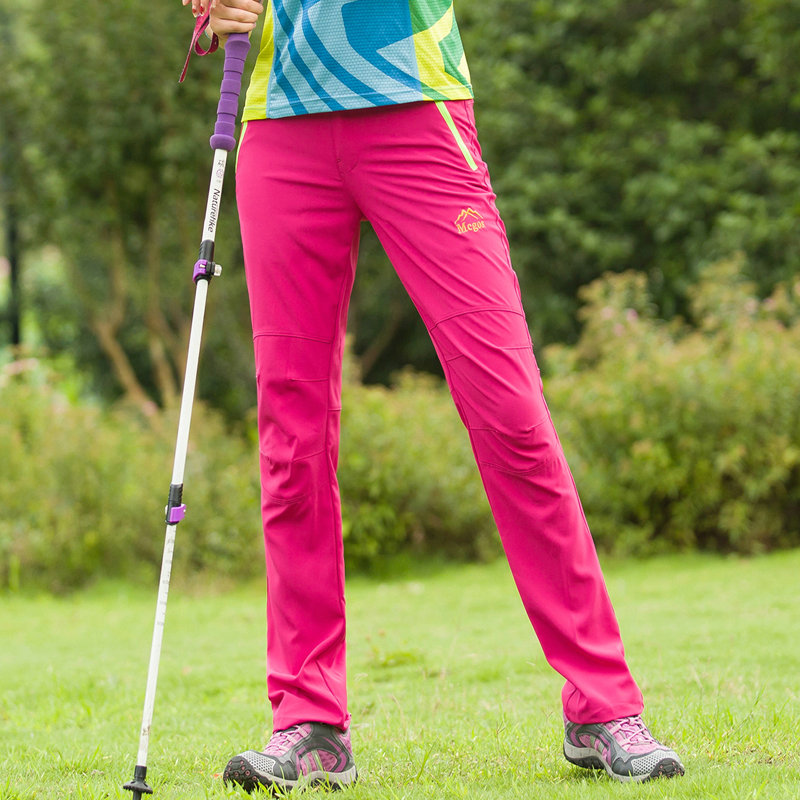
[223,722,357,792]
[563,714,684,782]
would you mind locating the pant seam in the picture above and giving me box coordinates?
[428,305,525,333]
[477,452,560,477]
[261,487,310,505]
[322,237,355,726]
[443,344,532,364]
[468,418,550,434]
[253,331,334,344]
[259,447,326,462]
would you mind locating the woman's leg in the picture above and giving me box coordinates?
[341,100,643,723]
[236,117,362,731]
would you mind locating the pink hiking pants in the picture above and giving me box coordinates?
[235,100,643,732]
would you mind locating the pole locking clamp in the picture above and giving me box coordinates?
[192,259,222,283]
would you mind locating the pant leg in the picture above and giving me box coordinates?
[236,118,362,731]
[341,100,643,723]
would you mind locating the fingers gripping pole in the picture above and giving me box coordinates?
[124,33,250,800]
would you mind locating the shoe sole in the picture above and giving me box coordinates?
[563,743,685,783]
[223,754,358,793]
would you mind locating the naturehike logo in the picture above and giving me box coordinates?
[207,187,221,235]
[454,208,485,234]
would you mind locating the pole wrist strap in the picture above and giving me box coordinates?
[179,11,219,83]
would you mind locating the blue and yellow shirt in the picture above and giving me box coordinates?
[242,0,473,120]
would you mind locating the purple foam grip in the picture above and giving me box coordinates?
[210,33,251,152]
[167,504,187,524]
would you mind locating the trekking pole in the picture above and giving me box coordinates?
[123,31,251,800]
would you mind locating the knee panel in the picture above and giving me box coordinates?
[254,333,337,501]
[432,309,562,475]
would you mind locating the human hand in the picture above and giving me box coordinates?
[182,0,216,18]
[208,0,264,42]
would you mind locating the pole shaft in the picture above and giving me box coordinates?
[132,150,224,769]
[135,522,177,766]
[171,279,211,485]
[126,32,250,797]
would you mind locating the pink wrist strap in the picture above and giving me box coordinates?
[179,10,219,83]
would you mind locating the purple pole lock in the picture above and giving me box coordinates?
[167,504,187,525]
[193,259,210,283]
[209,33,251,152]
[165,483,187,525]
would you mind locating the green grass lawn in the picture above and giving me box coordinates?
[1,550,799,799]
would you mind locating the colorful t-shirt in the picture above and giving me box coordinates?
[242,0,473,120]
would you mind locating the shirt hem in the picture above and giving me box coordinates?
[242,86,474,122]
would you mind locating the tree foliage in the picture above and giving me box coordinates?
[457,0,800,343]
[2,0,800,406]
[1,0,253,415]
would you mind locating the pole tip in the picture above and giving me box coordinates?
[123,765,153,796]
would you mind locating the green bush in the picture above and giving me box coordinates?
[543,255,800,554]
[0,356,262,592]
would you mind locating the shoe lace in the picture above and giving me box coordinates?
[265,724,309,754]
[606,716,658,747]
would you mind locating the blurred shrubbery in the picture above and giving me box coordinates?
[0,358,262,592]
[544,255,800,555]
[2,254,799,591]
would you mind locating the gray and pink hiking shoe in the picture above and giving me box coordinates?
[223,722,358,792]
[563,714,684,782]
